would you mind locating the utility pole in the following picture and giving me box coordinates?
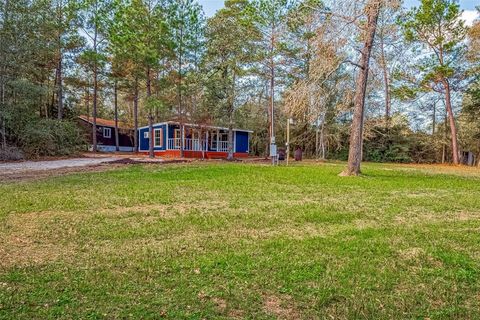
[286,118,291,166]
[269,76,276,165]
[269,23,276,165]
[269,91,276,164]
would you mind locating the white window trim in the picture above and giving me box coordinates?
[103,127,111,138]
[154,128,163,147]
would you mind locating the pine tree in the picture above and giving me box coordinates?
[166,0,205,157]
[342,0,383,176]
[401,0,467,165]
[205,0,260,160]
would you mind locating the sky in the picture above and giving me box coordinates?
[197,0,224,17]
[197,0,479,25]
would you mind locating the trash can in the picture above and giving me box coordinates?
[294,147,302,161]
[278,148,286,161]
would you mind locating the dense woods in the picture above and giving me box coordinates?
[0,0,479,171]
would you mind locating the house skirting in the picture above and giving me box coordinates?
[139,150,249,159]
[90,145,134,152]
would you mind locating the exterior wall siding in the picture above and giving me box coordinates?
[78,119,134,150]
[138,124,167,151]
[138,122,251,158]
[235,131,249,153]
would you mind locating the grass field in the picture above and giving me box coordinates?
[1,161,480,319]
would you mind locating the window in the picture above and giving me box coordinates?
[144,131,149,139]
[154,128,163,147]
[103,127,111,138]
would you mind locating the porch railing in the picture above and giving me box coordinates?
[216,141,229,152]
[184,138,207,151]
[168,138,181,149]
[167,138,230,152]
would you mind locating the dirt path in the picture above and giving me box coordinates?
[0,157,122,174]
[0,155,194,182]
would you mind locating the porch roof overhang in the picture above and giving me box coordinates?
[138,121,253,133]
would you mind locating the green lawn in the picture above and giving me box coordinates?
[1,162,480,319]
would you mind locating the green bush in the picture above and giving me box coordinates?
[408,133,441,163]
[355,123,411,163]
[0,146,24,161]
[18,119,84,158]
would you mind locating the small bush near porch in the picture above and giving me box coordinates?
[1,162,480,319]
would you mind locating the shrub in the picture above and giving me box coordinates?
[18,119,84,158]
[0,146,24,161]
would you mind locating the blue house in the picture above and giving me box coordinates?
[138,121,252,158]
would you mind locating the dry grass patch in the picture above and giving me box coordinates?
[0,210,82,268]
[263,294,300,320]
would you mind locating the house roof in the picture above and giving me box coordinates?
[138,121,253,133]
[79,115,132,130]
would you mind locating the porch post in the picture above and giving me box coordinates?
[166,124,169,150]
[216,130,219,151]
[233,131,236,154]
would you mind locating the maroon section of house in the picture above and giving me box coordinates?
[78,115,134,149]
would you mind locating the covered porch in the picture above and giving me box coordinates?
[138,121,250,158]
[166,124,231,152]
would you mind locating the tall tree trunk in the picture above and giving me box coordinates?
[0,45,5,149]
[56,53,63,119]
[227,126,234,160]
[92,26,98,153]
[50,68,58,118]
[443,80,459,165]
[148,115,154,158]
[227,71,236,160]
[0,117,5,150]
[442,111,447,164]
[380,34,390,124]
[179,125,184,157]
[56,0,63,120]
[1,78,5,149]
[264,80,270,158]
[320,116,326,160]
[85,85,90,120]
[133,77,138,153]
[178,24,184,158]
[44,91,49,119]
[269,26,275,163]
[432,100,436,136]
[114,80,119,152]
[342,0,382,176]
[0,0,7,148]
[92,69,98,153]
[147,67,155,159]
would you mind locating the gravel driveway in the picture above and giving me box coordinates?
[0,157,121,174]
